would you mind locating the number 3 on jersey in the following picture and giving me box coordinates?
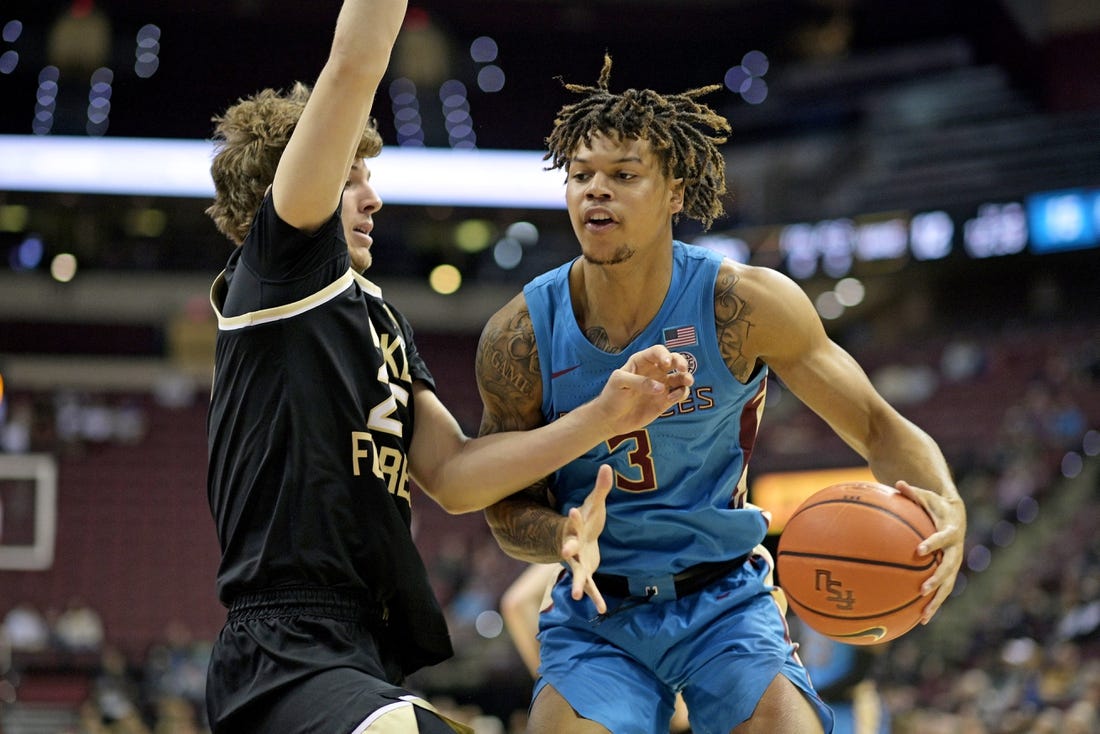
[606,429,657,492]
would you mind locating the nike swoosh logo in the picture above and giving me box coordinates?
[551,364,581,379]
[833,626,888,642]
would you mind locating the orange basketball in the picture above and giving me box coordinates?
[775,481,940,645]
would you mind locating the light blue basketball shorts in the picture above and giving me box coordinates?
[533,553,835,734]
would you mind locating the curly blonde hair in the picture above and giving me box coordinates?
[544,55,731,231]
[206,83,383,244]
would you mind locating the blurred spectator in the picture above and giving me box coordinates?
[2,602,50,653]
[72,695,152,734]
[0,396,33,453]
[110,397,148,446]
[1046,389,1087,450]
[1055,576,1100,642]
[870,363,939,405]
[991,456,1042,517]
[92,646,144,729]
[165,294,216,382]
[429,533,472,608]
[1064,699,1099,734]
[1037,640,1083,708]
[142,621,209,716]
[54,597,105,654]
[940,338,987,383]
[151,695,204,734]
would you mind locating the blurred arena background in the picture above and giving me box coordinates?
[0,1,1099,732]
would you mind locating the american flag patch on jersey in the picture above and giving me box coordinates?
[662,325,698,348]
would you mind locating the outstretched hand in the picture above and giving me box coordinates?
[593,345,694,437]
[895,480,967,623]
[561,464,614,614]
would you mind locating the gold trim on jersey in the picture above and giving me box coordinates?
[351,270,384,299]
[209,268,359,331]
[349,695,474,734]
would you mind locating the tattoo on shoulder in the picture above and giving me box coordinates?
[477,306,541,433]
[714,270,757,382]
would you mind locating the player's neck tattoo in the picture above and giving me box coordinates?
[584,325,644,353]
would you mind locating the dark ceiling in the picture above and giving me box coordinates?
[0,0,1047,148]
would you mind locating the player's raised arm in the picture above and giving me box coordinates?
[272,0,407,234]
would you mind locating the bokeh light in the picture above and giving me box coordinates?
[474,610,503,638]
[50,252,78,282]
[492,237,523,270]
[469,36,498,63]
[429,264,461,294]
[814,290,843,320]
[453,219,494,253]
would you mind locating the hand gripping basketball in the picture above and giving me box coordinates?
[775,481,942,645]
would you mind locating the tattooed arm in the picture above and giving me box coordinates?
[718,260,965,622]
[476,292,579,564]
[411,292,692,515]
[714,262,763,384]
[475,295,558,559]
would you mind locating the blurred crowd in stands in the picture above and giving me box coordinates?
[1,604,209,733]
[0,380,205,458]
[1,319,1098,733]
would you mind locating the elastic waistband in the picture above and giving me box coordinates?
[227,587,385,623]
[592,553,750,601]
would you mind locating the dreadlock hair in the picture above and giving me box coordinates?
[205,82,383,245]
[544,54,731,231]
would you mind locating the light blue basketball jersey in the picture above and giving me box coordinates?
[524,241,770,580]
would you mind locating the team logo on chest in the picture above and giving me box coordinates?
[679,351,698,374]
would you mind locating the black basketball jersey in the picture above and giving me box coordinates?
[206,195,452,674]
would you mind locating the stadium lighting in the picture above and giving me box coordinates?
[0,134,567,209]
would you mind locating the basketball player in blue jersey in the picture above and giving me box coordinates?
[477,55,968,734]
[201,5,693,732]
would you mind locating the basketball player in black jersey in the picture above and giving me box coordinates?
[201,2,693,732]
